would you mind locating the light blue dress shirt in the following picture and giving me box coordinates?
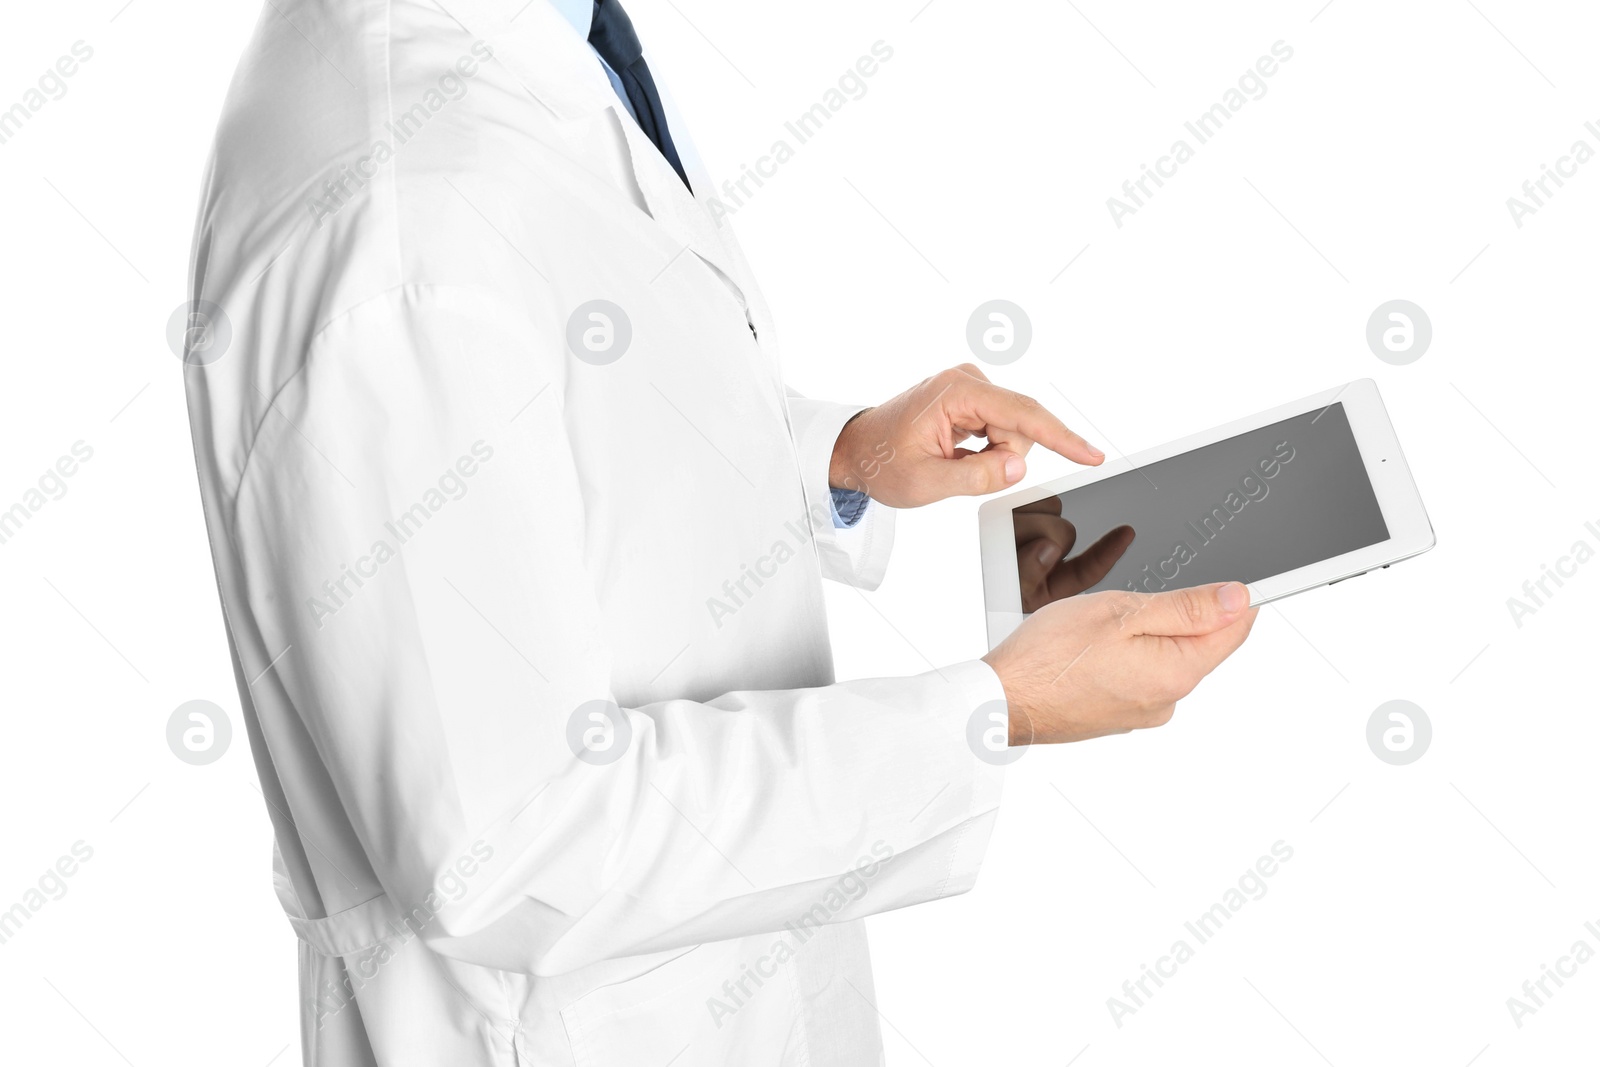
[552,0,869,528]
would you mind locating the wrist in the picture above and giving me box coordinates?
[981,653,1032,746]
[828,407,874,490]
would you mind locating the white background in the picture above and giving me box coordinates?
[2,1,1596,1064]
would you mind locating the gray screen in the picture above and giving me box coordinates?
[1009,403,1389,610]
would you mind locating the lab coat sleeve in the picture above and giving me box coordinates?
[784,391,895,590]
[228,285,1005,976]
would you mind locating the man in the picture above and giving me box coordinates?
[180,1,1257,1063]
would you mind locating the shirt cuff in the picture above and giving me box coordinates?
[829,487,871,528]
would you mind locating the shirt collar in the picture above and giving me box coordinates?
[549,0,594,38]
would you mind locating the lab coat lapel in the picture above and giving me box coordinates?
[613,117,749,299]
[613,104,791,416]
[442,0,615,121]
[444,0,748,294]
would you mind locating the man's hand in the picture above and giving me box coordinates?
[984,582,1258,744]
[829,365,1104,508]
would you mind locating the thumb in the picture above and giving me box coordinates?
[944,448,1027,497]
[1128,582,1251,637]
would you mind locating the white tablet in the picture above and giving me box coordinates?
[978,379,1434,648]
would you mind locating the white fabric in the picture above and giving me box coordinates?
[182,2,1006,1064]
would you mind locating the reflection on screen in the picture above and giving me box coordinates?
[1010,403,1389,612]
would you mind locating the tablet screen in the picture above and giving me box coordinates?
[1011,402,1389,612]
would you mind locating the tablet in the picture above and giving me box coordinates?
[978,379,1434,648]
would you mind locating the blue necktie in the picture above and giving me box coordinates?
[588,0,692,191]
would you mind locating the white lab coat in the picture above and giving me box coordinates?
[182,2,1006,1064]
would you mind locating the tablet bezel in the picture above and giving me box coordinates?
[978,378,1435,648]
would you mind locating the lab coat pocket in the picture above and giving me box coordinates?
[561,936,807,1067]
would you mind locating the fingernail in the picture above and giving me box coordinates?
[1217,582,1248,612]
[1004,455,1024,483]
[1036,542,1058,566]
[1088,445,1105,459]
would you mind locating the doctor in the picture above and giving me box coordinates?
[181,1,1257,1064]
